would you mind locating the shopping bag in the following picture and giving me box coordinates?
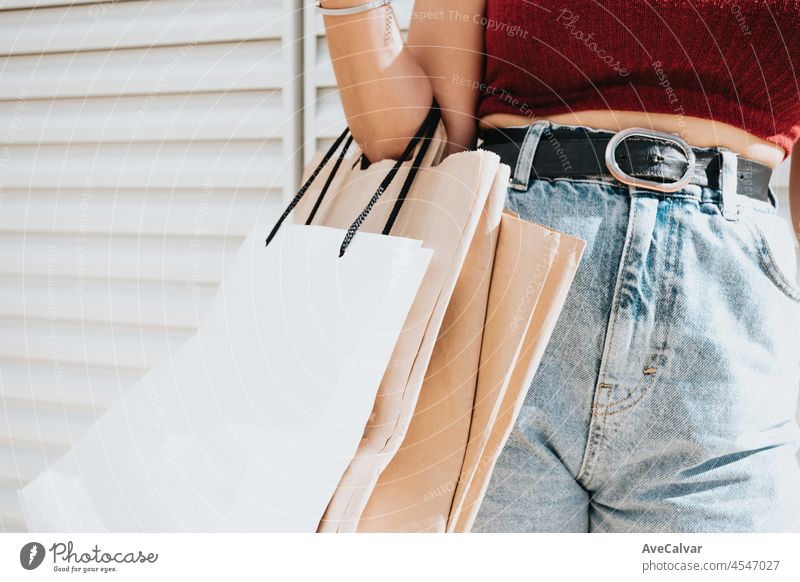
[357,200,585,532]
[295,109,505,532]
[18,134,438,531]
[445,212,584,532]
[289,97,585,532]
[355,161,510,532]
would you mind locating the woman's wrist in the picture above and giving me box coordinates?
[321,0,399,50]
[319,0,385,9]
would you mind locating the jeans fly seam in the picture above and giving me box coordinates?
[599,201,675,416]
[606,199,676,418]
[584,386,613,489]
[576,189,639,486]
[651,197,680,362]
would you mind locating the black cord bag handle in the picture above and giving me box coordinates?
[265,98,442,257]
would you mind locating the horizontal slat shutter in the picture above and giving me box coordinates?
[0,0,301,532]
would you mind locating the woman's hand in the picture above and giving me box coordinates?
[321,0,486,161]
[408,1,486,157]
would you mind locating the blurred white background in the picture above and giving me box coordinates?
[0,0,796,532]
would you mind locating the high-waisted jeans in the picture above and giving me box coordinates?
[474,122,800,532]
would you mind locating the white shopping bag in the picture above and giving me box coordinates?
[19,224,432,532]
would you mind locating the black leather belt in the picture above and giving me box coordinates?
[480,125,774,205]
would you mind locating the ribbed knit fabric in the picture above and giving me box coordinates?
[479,0,800,155]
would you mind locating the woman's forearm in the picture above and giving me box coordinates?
[322,1,433,162]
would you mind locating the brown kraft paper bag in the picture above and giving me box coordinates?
[355,164,511,532]
[295,121,504,532]
[448,220,585,532]
[358,203,584,532]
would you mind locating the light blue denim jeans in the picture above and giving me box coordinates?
[474,122,800,532]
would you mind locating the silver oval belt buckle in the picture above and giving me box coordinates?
[604,127,696,193]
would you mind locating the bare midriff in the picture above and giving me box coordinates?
[479,110,785,170]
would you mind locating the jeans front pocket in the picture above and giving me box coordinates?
[739,205,800,303]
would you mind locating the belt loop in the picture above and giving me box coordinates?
[719,148,739,221]
[768,186,779,211]
[509,121,548,191]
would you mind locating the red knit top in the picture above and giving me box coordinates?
[478,0,800,155]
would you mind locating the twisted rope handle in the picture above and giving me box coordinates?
[305,133,354,225]
[265,97,442,257]
[338,99,441,257]
[265,126,352,247]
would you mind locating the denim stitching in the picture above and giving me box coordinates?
[582,384,613,488]
[602,200,675,418]
[743,218,800,302]
[597,365,658,413]
[594,200,679,418]
[598,195,639,384]
[606,205,680,416]
[576,191,640,485]
[652,197,679,358]
[603,372,660,416]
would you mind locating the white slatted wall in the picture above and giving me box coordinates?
[0,0,301,532]
[0,0,796,533]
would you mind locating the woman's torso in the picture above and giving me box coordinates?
[480,110,785,169]
[477,0,800,170]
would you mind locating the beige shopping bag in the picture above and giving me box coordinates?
[323,152,501,531]
[357,202,585,532]
[448,214,585,532]
[295,112,504,532]
[355,163,509,532]
[295,103,584,531]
